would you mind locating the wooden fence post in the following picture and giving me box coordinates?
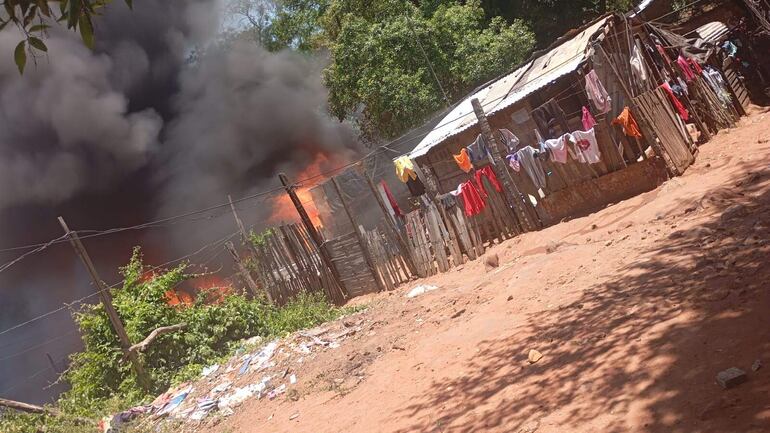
[471,98,536,233]
[225,241,265,301]
[57,217,150,391]
[278,173,348,300]
[361,171,418,276]
[330,176,386,292]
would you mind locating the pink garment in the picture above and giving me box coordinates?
[380,180,403,217]
[585,70,612,114]
[581,106,597,131]
[677,55,697,81]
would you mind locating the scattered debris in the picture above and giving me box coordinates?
[507,295,514,302]
[289,374,297,384]
[484,254,500,271]
[545,241,560,254]
[752,359,762,372]
[289,412,300,420]
[406,284,439,298]
[716,367,747,389]
[451,308,466,319]
[201,364,219,377]
[527,349,543,364]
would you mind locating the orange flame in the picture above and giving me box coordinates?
[269,152,349,228]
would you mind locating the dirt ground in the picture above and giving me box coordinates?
[209,110,770,433]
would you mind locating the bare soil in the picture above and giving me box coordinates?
[210,110,770,433]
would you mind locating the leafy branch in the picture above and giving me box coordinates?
[0,0,131,73]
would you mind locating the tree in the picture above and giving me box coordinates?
[322,0,535,140]
[221,0,327,52]
[0,0,122,73]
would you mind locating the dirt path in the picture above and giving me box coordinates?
[211,111,770,433]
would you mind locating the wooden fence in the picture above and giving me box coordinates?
[247,223,347,305]
[633,87,696,176]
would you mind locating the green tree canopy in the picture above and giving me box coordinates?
[322,0,535,140]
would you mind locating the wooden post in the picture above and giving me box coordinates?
[225,241,265,301]
[228,195,249,243]
[471,97,535,232]
[361,173,418,276]
[331,176,386,292]
[57,217,150,391]
[278,173,347,300]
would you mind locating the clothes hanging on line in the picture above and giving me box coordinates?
[689,58,703,75]
[630,42,648,82]
[394,156,417,182]
[515,146,548,190]
[645,43,666,70]
[542,135,570,164]
[474,166,502,195]
[453,148,473,173]
[703,67,732,105]
[661,82,689,121]
[406,177,425,197]
[532,98,570,139]
[581,106,597,131]
[506,153,521,172]
[467,135,494,166]
[677,55,697,81]
[380,181,403,218]
[497,129,520,151]
[585,70,612,115]
[722,40,738,57]
[612,107,643,139]
[458,181,486,217]
[571,128,601,164]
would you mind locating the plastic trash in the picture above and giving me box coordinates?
[406,285,439,298]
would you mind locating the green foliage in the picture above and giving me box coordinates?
[248,227,274,247]
[322,0,535,140]
[9,246,348,426]
[1,0,127,73]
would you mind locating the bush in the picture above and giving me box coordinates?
[0,246,352,429]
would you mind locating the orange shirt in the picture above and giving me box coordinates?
[453,148,473,173]
[612,106,643,138]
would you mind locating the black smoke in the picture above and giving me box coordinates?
[0,0,359,403]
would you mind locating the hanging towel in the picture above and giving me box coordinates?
[516,146,548,190]
[453,148,473,173]
[532,98,570,139]
[505,153,521,172]
[394,156,417,183]
[612,107,643,139]
[581,106,596,131]
[380,180,404,218]
[459,181,486,217]
[585,70,612,115]
[474,166,502,194]
[661,83,689,121]
[498,129,520,151]
[630,43,648,82]
[571,129,601,164]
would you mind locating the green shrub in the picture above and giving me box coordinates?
[10,246,353,425]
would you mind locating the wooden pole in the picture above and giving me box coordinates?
[228,195,249,244]
[57,217,150,391]
[471,97,535,232]
[361,172,418,276]
[225,241,264,301]
[278,173,347,300]
[330,176,386,292]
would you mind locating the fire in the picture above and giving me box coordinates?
[269,152,349,228]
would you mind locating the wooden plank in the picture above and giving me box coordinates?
[425,204,449,272]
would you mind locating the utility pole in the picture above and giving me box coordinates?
[277,173,348,300]
[57,217,150,391]
[225,241,264,301]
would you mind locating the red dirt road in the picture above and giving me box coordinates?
[212,111,770,433]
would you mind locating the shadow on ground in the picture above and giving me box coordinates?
[395,160,770,433]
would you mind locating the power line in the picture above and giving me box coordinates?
[0,228,242,338]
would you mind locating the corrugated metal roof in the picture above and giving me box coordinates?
[407,16,611,159]
[696,21,729,43]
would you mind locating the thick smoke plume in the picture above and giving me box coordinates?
[0,0,360,403]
